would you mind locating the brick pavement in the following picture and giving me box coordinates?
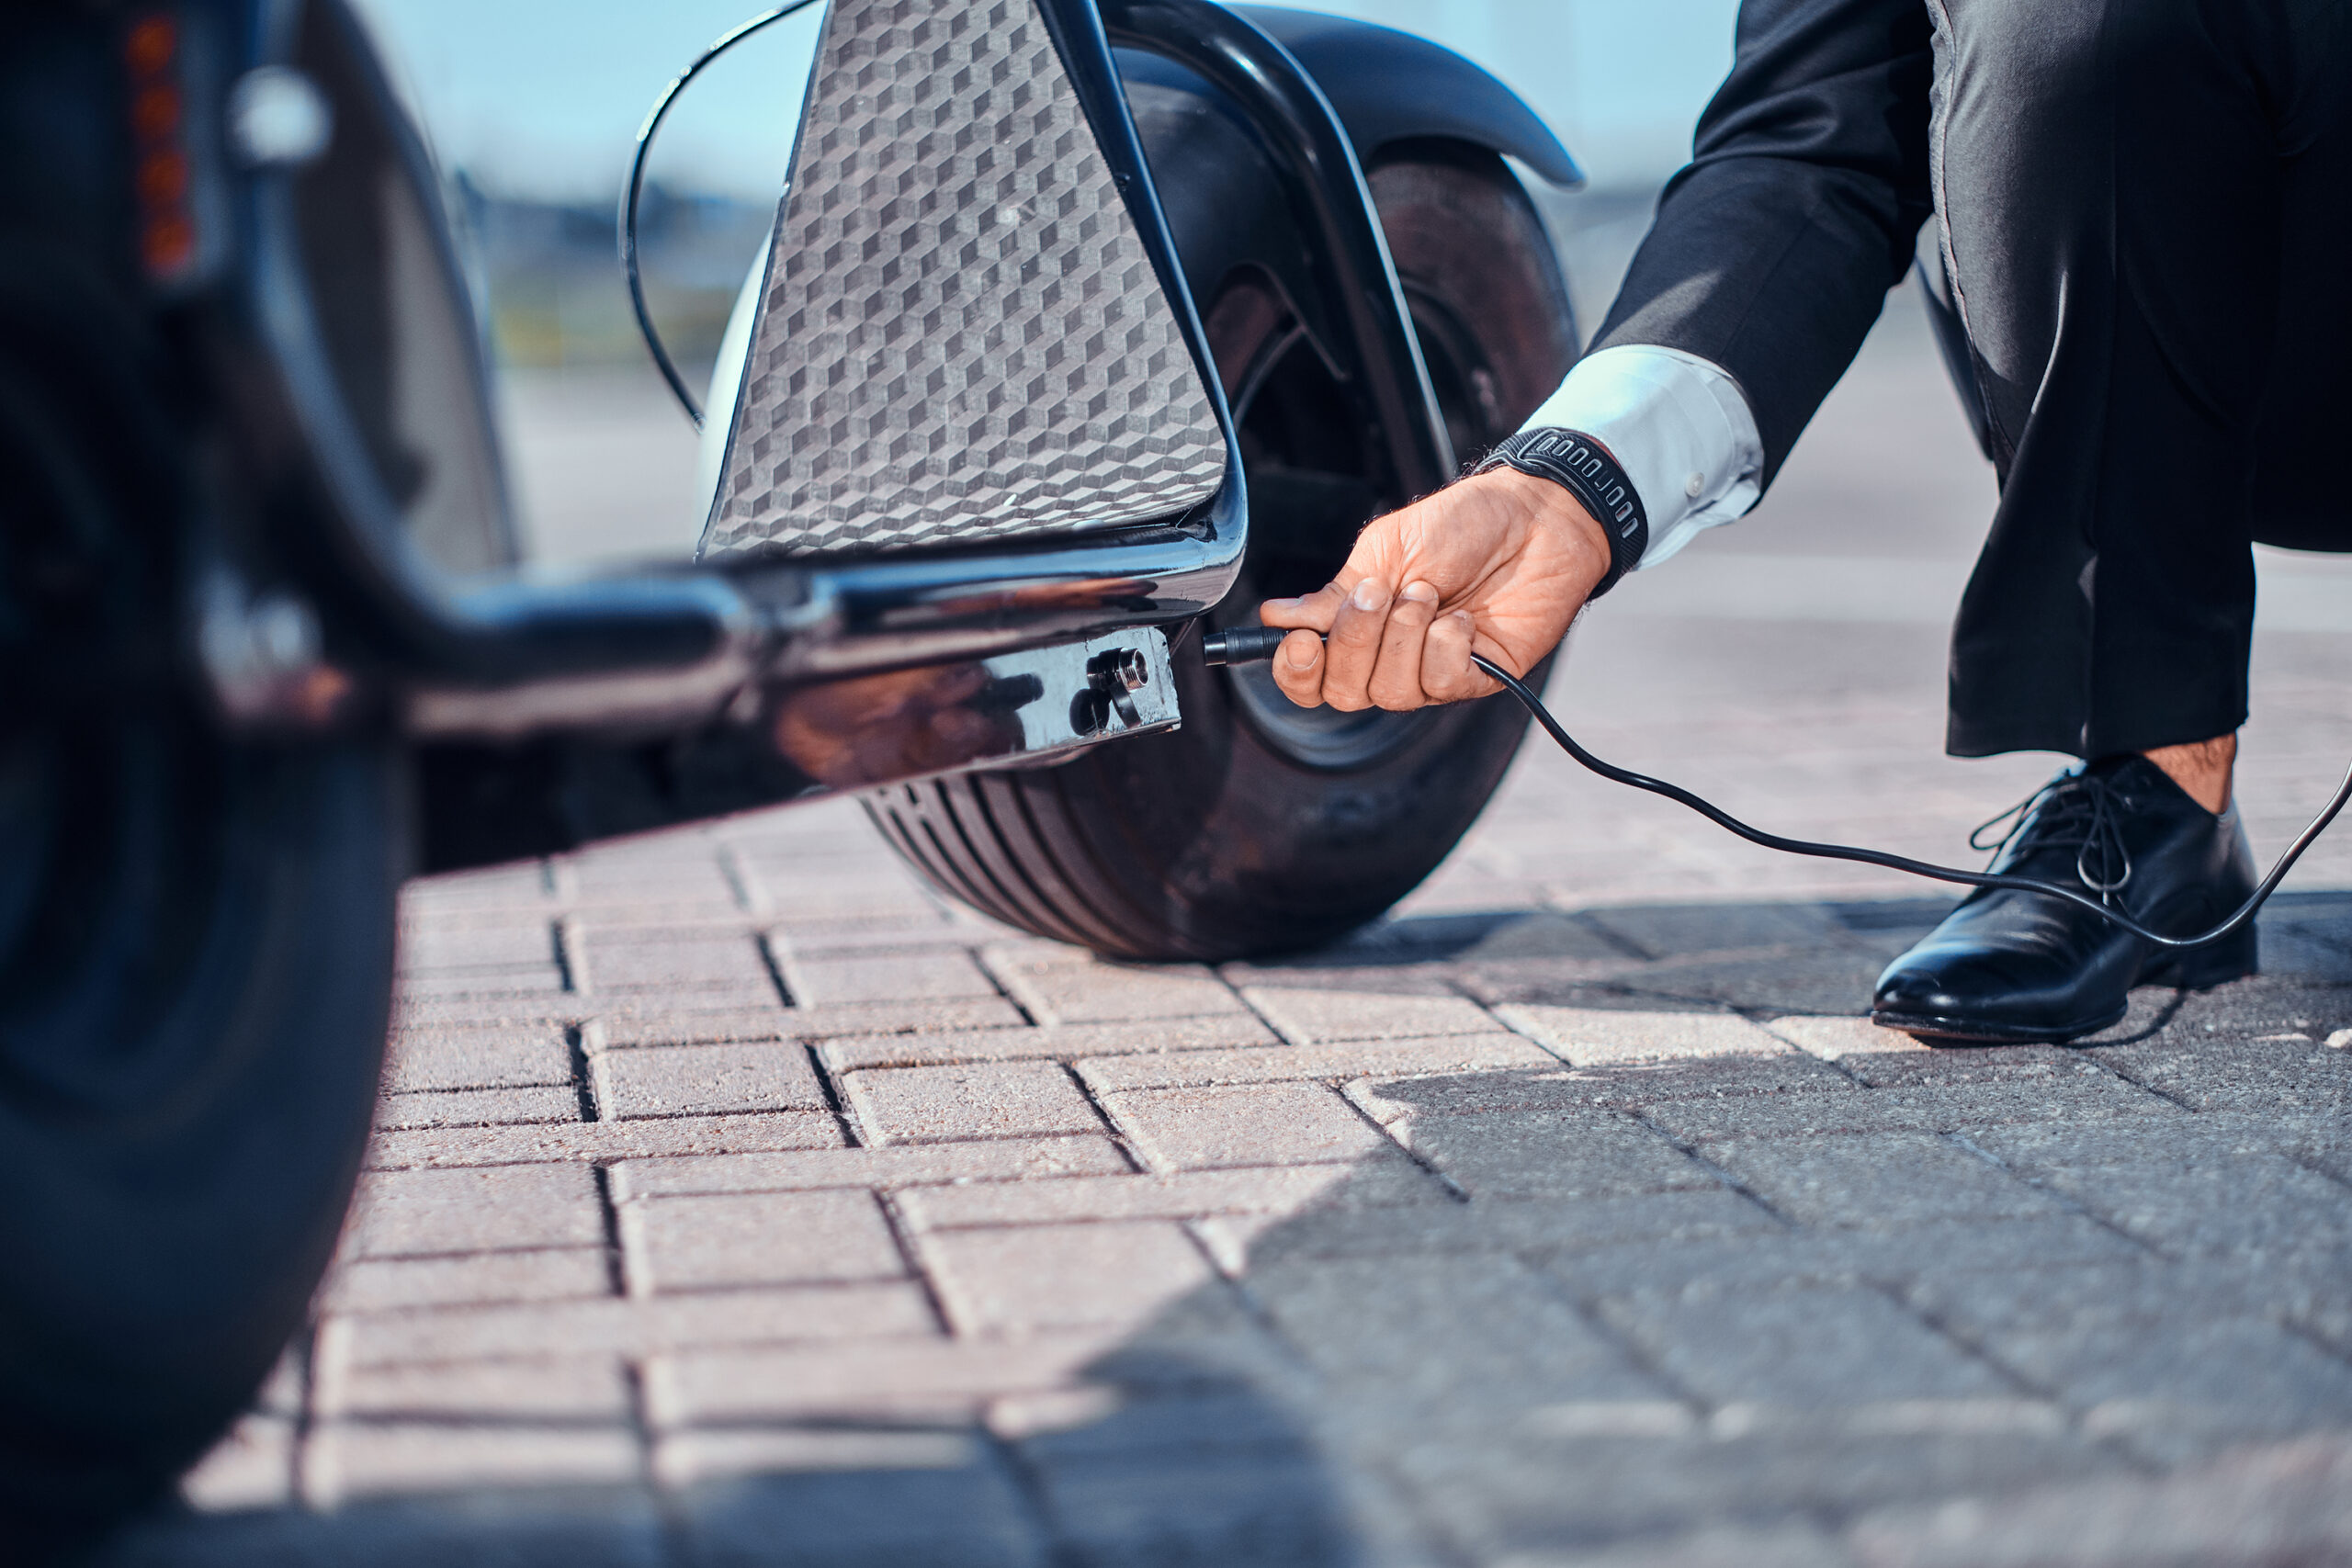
[105,299,2352,1564]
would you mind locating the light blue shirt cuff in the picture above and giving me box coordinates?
[1516,345,1765,570]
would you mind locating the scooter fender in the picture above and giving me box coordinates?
[1233,6,1582,189]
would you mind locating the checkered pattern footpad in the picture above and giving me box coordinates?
[701,0,1229,559]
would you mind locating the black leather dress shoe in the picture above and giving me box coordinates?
[1871,755,2258,1043]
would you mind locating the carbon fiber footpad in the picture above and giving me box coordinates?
[702,0,1228,559]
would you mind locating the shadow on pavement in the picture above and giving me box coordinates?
[91,893,2352,1566]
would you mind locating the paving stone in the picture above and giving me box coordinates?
[899,1164,1445,1231]
[1030,1449,1355,1568]
[1593,1284,2018,1419]
[1700,1132,2067,1226]
[373,1087,579,1130]
[1579,901,1850,958]
[1503,1519,1859,1568]
[1975,1314,2352,1464]
[398,923,563,976]
[1544,1218,2141,1307]
[653,1426,981,1487]
[1209,1189,1782,1267]
[983,944,1249,1025]
[319,1357,632,1421]
[590,1040,827,1119]
[784,996,1031,1037]
[1767,1015,2119,1088]
[1495,1004,1797,1066]
[620,1190,906,1292]
[1393,1428,2120,1563]
[1642,1075,2179,1144]
[2092,1032,2352,1114]
[1604,948,1897,1016]
[345,1164,604,1258]
[367,1112,844,1170]
[1345,1056,1853,1125]
[109,1484,672,1564]
[380,1023,572,1093]
[819,1016,1279,1070]
[1248,1252,1666,1427]
[1103,1083,1396,1171]
[609,1136,1132,1200]
[334,1281,936,1367]
[1074,1033,1554,1091]
[323,1248,613,1314]
[1970,1120,2352,1258]
[1898,1258,2268,1340]
[1396,1110,1721,1201]
[922,1221,1221,1333]
[644,1333,1134,1426]
[1238,984,1507,1044]
[842,1061,1105,1144]
[780,949,1001,1007]
[673,1450,1047,1568]
[1844,1431,2352,1568]
[390,995,579,1032]
[394,967,570,1002]
[574,931,775,998]
[593,1009,789,1048]
[302,1421,641,1504]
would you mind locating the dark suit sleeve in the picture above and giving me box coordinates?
[1589,0,1933,483]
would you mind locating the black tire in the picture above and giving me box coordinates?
[866,130,1577,961]
[0,284,405,1559]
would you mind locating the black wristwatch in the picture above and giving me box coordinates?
[1473,428,1648,598]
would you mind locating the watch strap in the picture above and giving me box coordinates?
[1473,428,1648,599]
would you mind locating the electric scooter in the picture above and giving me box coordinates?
[0,0,1582,1548]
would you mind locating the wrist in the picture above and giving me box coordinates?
[1482,468,1612,597]
[1473,429,1649,597]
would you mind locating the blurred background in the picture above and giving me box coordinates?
[348,0,1741,564]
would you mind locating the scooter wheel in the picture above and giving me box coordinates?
[867,136,1577,960]
[0,291,403,1557]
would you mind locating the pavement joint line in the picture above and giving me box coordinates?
[592,1165,630,1298]
[1337,1081,1473,1204]
[978,1418,1074,1568]
[799,1033,867,1147]
[749,930,797,1011]
[1068,1068,1159,1177]
[1628,1109,1803,1228]
[875,1190,962,1338]
[553,915,590,996]
[567,1025,603,1123]
[1940,1130,2167,1260]
[715,841,771,917]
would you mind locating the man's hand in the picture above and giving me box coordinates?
[1256,468,1613,711]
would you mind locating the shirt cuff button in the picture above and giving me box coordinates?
[1684,471,1706,499]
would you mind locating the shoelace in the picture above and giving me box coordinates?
[1968,773,2135,904]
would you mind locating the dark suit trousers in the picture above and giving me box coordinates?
[1935,0,2351,757]
[1593,0,2350,760]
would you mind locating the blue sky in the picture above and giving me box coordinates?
[352,0,1740,201]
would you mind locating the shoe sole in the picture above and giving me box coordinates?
[1871,931,2260,1045]
[1868,1004,2128,1045]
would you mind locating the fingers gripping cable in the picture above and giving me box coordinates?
[1199,628,2352,951]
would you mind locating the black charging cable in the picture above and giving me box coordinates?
[1202,626,2352,949]
[622,0,826,428]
